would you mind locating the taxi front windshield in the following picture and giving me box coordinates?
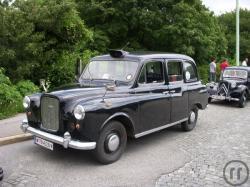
[80,60,139,82]
[223,69,248,80]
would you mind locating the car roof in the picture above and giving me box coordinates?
[91,51,195,63]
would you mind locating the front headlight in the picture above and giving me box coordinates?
[73,105,85,120]
[231,82,237,88]
[23,96,30,109]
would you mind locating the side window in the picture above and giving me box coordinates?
[183,61,198,82]
[167,61,183,82]
[138,61,164,84]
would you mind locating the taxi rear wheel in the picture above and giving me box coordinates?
[181,106,198,131]
[94,121,127,164]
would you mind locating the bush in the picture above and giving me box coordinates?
[16,80,39,97]
[0,69,39,119]
[0,83,23,119]
[0,68,11,85]
[197,64,209,84]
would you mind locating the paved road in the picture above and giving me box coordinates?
[0,113,26,138]
[0,102,250,186]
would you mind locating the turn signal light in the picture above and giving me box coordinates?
[76,124,80,130]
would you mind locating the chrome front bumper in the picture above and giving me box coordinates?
[210,95,239,101]
[21,119,96,150]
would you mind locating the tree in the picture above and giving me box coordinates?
[76,0,227,65]
[219,9,250,61]
[0,0,92,87]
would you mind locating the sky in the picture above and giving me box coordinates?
[202,0,250,15]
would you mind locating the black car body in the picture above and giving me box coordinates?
[207,66,250,108]
[21,50,208,163]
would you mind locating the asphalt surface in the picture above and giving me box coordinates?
[0,102,250,186]
[0,114,26,138]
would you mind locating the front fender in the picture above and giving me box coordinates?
[100,112,135,134]
[233,85,248,94]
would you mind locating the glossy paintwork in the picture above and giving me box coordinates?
[26,52,208,142]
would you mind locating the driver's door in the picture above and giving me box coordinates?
[134,59,171,135]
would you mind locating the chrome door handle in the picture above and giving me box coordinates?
[163,91,169,94]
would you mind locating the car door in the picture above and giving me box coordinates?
[134,59,171,135]
[166,60,189,123]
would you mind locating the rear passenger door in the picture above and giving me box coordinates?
[166,60,189,123]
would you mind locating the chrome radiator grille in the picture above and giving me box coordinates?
[218,82,229,96]
[41,96,60,131]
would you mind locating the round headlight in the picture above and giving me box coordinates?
[73,105,85,120]
[231,82,237,88]
[23,96,30,109]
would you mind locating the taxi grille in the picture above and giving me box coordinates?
[41,96,60,131]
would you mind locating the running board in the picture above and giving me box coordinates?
[135,118,188,138]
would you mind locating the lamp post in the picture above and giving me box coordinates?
[236,0,240,66]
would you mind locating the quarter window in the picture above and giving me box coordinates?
[138,61,164,84]
[167,61,183,82]
[183,61,198,82]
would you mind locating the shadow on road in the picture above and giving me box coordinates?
[30,124,184,166]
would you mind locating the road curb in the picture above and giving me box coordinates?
[0,134,33,146]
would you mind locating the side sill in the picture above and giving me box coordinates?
[134,118,188,138]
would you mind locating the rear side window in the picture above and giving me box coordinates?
[183,61,198,82]
[138,61,164,84]
[167,61,183,82]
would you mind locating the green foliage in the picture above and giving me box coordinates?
[0,0,92,86]
[16,80,39,97]
[0,68,11,85]
[0,83,23,119]
[1,0,249,98]
[197,64,209,83]
[0,70,22,119]
[76,0,227,64]
[219,9,250,61]
[0,69,38,119]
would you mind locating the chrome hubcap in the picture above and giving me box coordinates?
[107,134,120,152]
[190,111,196,123]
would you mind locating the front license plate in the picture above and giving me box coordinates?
[211,95,225,100]
[34,136,53,151]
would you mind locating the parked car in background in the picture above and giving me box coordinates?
[21,50,208,164]
[207,66,250,108]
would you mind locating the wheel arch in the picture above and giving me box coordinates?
[100,112,135,137]
[194,103,202,110]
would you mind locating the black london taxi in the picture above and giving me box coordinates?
[21,50,208,164]
[207,66,250,108]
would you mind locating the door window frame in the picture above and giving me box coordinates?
[137,59,166,87]
[165,59,184,85]
[183,60,198,83]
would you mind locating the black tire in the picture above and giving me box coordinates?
[239,91,247,108]
[208,97,212,103]
[181,106,198,131]
[0,167,3,181]
[94,121,127,164]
